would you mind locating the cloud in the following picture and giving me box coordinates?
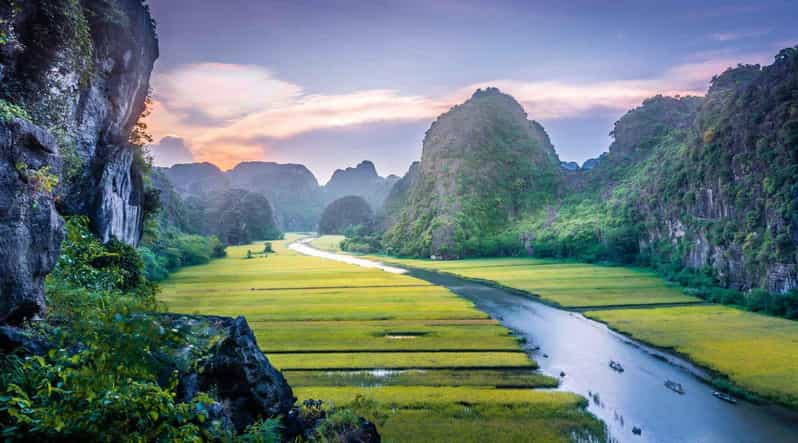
[153,63,302,122]
[708,29,769,42]
[146,50,769,170]
[149,136,194,167]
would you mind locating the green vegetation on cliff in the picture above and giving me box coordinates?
[380,47,798,312]
[383,88,562,259]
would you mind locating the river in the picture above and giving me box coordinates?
[290,239,798,443]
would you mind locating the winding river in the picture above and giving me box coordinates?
[290,239,798,443]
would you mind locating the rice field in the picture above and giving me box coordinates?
[309,235,346,252]
[369,254,700,308]
[160,237,604,442]
[586,305,798,408]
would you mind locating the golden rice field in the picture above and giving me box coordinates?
[371,255,700,308]
[586,305,798,408]
[160,236,604,442]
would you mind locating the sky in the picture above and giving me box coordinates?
[145,0,797,182]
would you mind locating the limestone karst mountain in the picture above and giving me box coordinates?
[383,87,562,258]
[323,160,399,210]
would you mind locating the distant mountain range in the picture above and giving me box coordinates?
[157,159,399,231]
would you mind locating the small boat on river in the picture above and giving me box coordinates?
[665,379,685,394]
[609,360,624,372]
[712,391,738,404]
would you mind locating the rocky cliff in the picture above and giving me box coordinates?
[630,49,798,293]
[323,160,399,210]
[0,0,157,322]
[383,87,562,257]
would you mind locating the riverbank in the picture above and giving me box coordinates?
[350,248,798,413]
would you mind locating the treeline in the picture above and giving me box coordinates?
[138,170,283,281]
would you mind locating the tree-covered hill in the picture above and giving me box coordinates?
[383,87,562,258]
[318,195,374,235]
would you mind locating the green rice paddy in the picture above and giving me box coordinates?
[370,254,700,308]
[160,237,604,442]
[305,235,796,411]
[309,235,346,252]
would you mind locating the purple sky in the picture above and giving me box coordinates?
[146,0,797,182]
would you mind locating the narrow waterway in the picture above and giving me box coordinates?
[291,240,798,443]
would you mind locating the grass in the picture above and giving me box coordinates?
[586,305,798,409]
[251,319,520,352]
[368,253,700,307]
[310,235,346,252]
[284,369,558,388]
[294,387,602,443]
[269,351,535,370]
[160,237,604,442]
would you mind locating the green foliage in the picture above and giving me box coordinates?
[341,225,381,254]
[139,228,226,282]
[0,99,31,122]
[1,216,294,441]
[13,163,59,197]
[239,419,281,443]
[313,407,363,443]
[51,217,152,294]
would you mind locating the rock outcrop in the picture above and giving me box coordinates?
[162,314,380,440]
[0,0,158,322]
[0,119,63,324]
[165,315,295,433]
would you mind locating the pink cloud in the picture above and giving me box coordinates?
[146,50,769,168]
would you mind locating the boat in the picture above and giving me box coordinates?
[609,360,624,372]
[632,426,642,435]
[664,379,685,394]
[712,391,738,404]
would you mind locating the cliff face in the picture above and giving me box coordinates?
[323,160,399,210]
[631,50,798,292]
[0,120,63,324]
[384,88,562,257]
[508,48,798,294]
[0,0,158,322]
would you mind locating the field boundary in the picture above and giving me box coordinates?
[247,284,432,291]
[264,348,522,354]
